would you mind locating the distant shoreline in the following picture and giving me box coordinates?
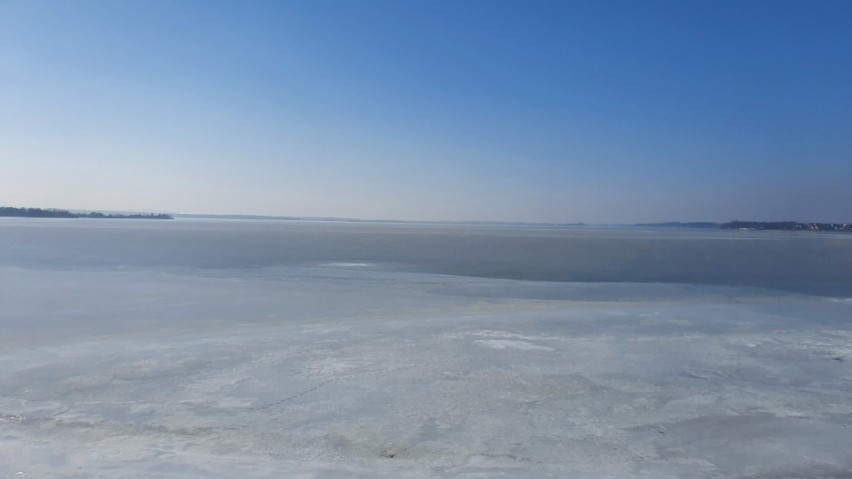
[719,221,851,232]
[2,208,849,232]
[0,206,173,220]
[637,221,851,232]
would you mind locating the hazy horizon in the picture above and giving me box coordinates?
[2,1,851,223]
[4,204,852,226]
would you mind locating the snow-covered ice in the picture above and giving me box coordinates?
[1,219,850,478]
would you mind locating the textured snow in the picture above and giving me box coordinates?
[1,219,851,478]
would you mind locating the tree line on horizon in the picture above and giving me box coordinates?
[721,221,851,232]
[631,221,851,232]
[0,206,173,220]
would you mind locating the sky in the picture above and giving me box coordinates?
[1,0,851,223]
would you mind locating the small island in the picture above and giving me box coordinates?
[0,206,173,220]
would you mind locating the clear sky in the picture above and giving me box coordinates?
[1,0,850,223]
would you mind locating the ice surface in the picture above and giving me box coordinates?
[1,219,851,478]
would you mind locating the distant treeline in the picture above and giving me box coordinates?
[634,221,851,232]
[0,206,173,220]
[721,221,851,232]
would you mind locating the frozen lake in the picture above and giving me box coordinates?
[1,219,851,478]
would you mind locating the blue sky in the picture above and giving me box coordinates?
[2,0,850,222]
